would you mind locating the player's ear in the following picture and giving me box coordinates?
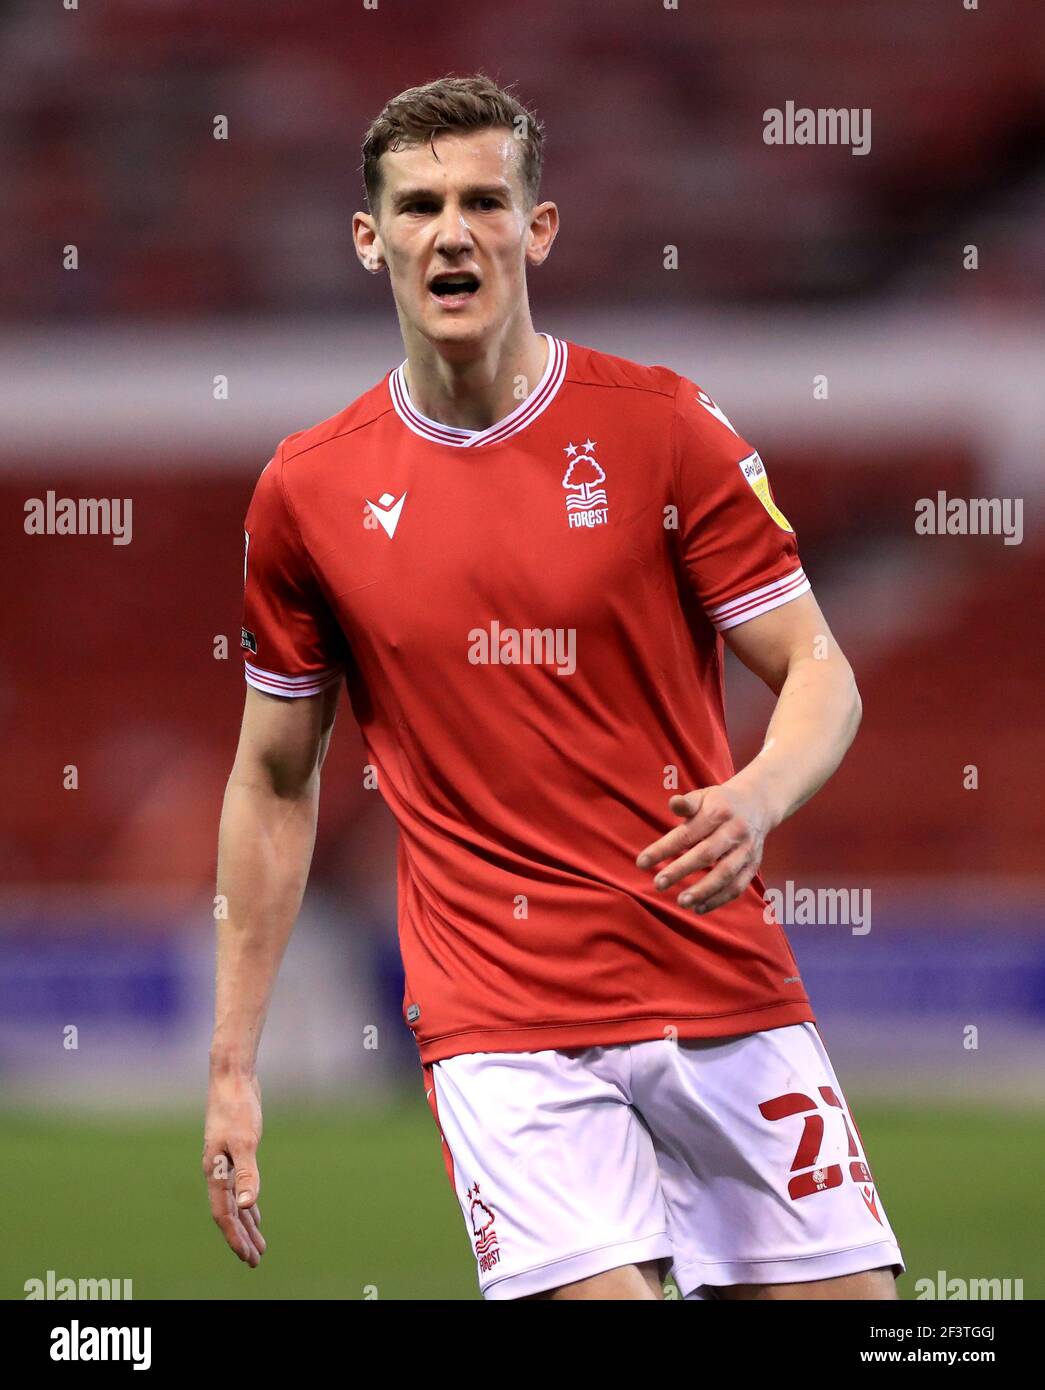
[352,211,385,274]
[524,201,559,268]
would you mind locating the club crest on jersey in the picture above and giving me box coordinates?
[738,451,793,533]
[467,1182,501,1273]
[562,439,608,528]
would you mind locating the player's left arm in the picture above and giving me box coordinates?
[636,590,861,914]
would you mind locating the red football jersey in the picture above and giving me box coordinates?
[241,334,815,1063]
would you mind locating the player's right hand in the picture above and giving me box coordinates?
[203,1072,267,1268]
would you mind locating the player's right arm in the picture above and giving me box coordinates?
[204,447,347,1266]
[203,682,338,1266]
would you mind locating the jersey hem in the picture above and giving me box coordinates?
[415,1000,816,1064]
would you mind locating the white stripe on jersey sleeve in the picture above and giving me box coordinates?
[244,660,342,698]
[705,567,811,632]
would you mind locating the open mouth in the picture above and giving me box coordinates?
[429,273,481,303]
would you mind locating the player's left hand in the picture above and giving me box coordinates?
[636,779,772,915]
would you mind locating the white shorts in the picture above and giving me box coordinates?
[423,1022,904,1300]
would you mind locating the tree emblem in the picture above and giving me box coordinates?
[470,1200,495,1238]
[562,450,606,501]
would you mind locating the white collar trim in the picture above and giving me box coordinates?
[389,333,568,448]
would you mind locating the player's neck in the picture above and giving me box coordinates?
[401,326,549,434]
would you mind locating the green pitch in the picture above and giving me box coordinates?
[1,1099,1040,1300]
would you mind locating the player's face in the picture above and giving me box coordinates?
[365,129,555,350]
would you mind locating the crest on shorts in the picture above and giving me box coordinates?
[467,1182,501,1274]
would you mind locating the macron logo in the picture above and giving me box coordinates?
[366,491,407,539]
[695,390,739,437]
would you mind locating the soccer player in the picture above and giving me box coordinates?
[204,74,904,1301]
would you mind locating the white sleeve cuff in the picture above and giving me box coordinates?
[705,567,811,632]
[244,660,342,698]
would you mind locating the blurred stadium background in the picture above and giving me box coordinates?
[1,0,1042,1300]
